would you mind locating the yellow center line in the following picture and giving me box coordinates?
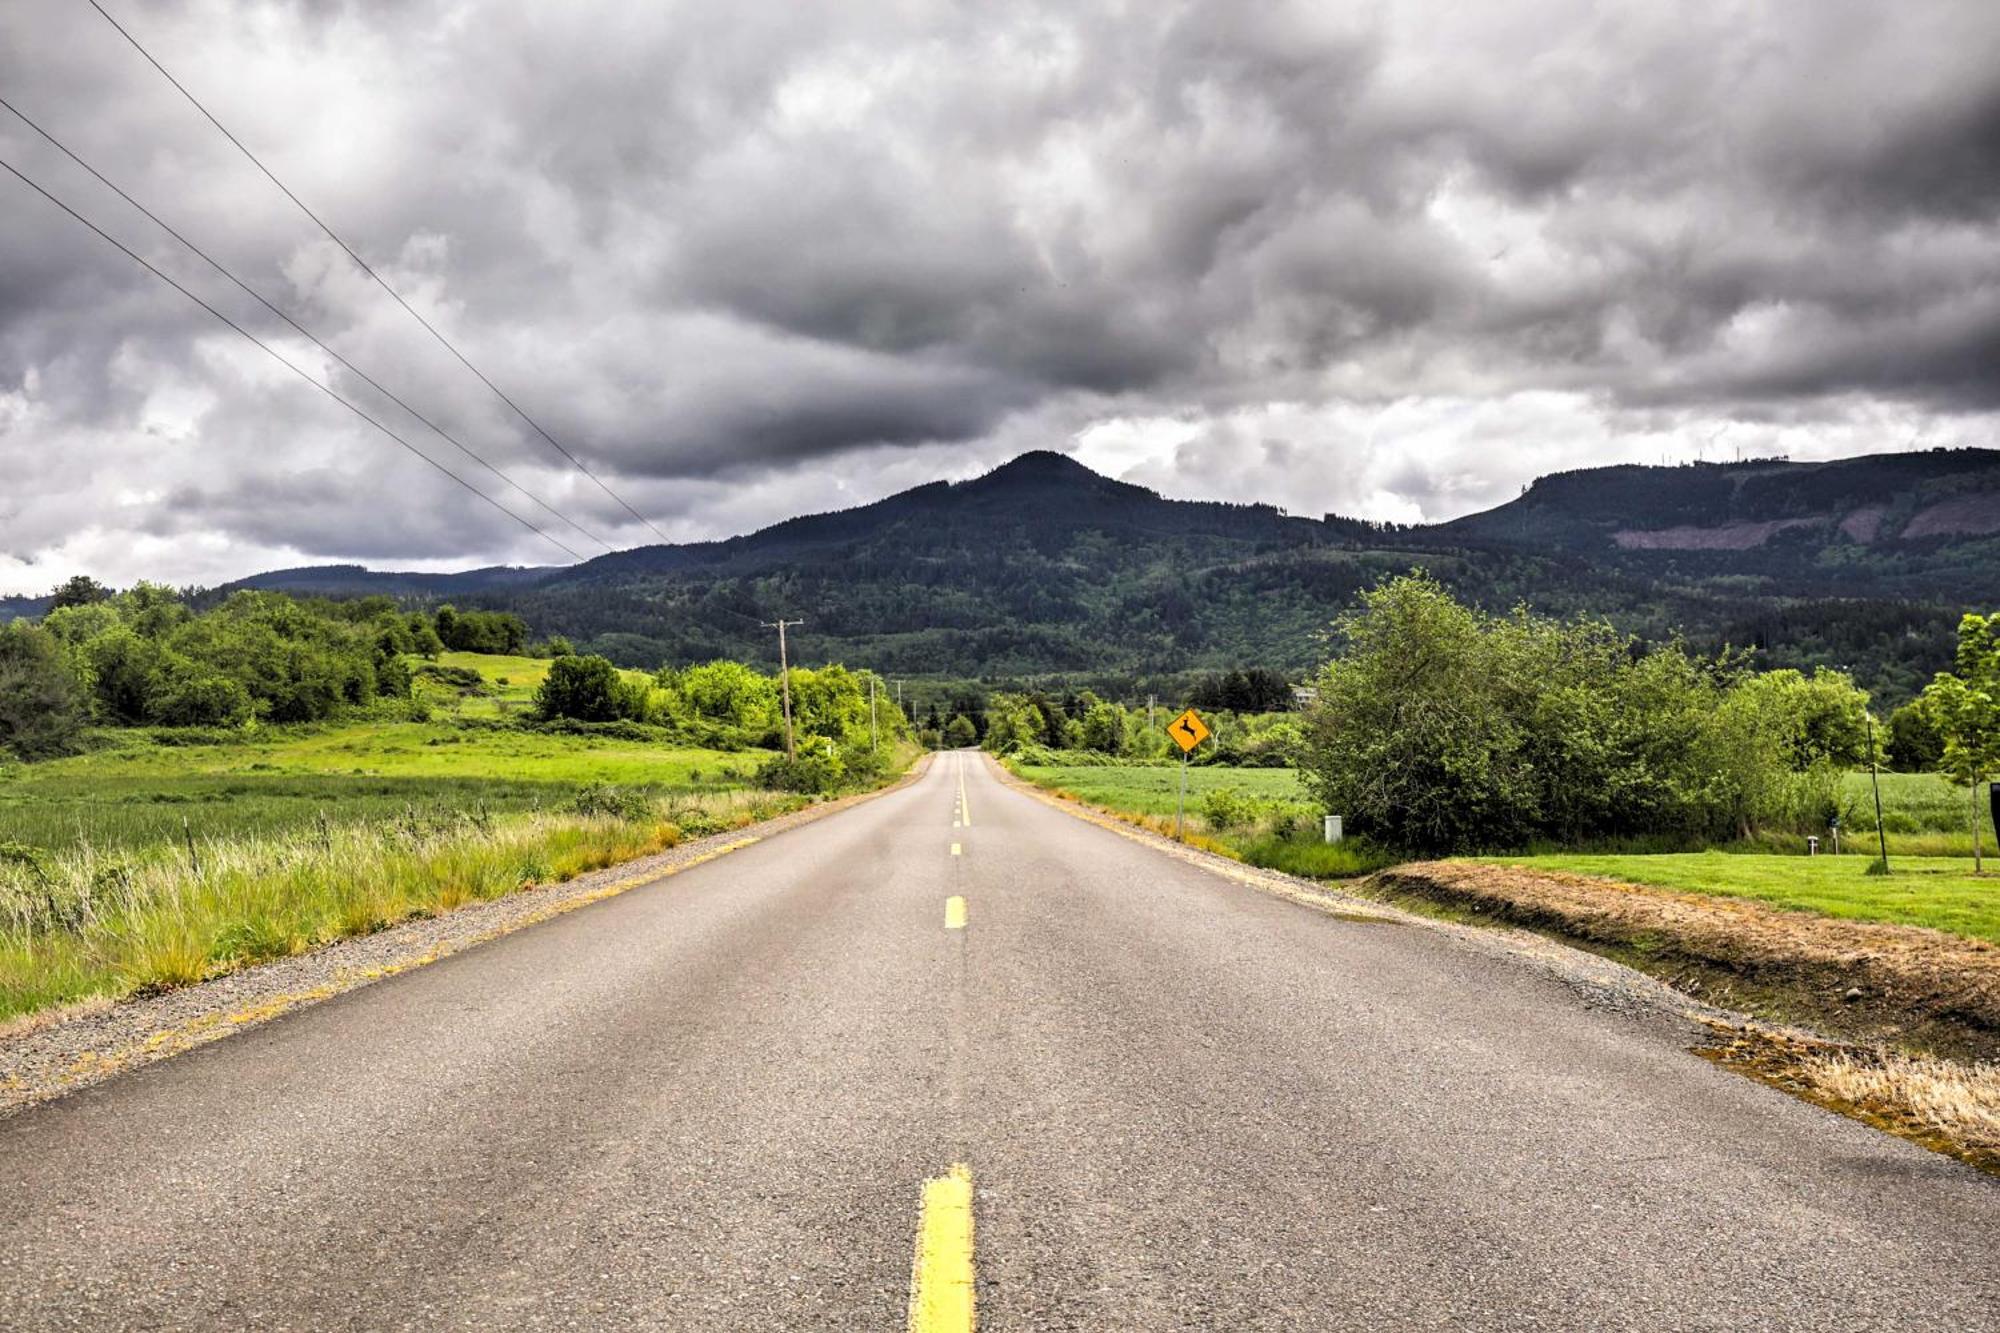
[908,1163,976,1333]
[944,895,967,929]
[951,842,962,856]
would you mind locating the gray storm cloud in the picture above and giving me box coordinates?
[1,0,1997,591]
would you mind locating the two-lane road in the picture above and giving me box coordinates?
[2,753,1995,1329]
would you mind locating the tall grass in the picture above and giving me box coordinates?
[0,790,800,1020]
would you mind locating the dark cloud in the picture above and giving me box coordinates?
[1,0,1997,591]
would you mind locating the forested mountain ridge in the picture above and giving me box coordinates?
[11,448,1998,703]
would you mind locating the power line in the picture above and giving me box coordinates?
[0,152,584,561]
[0,95,614,553]
[87,0,673,543]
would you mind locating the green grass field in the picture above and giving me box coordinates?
[1841,771,1996,856]
[416,652,637,719]
[0,722,768,856]
[1479,851,2000,943]
[1011,763,1305,817]
[1007,761,1389,879]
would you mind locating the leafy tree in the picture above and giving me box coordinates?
[945,715,978,747]
[1297,572,1823,853]
[1079,701,1126,754]
[83,627,164,724]
[1922,612,1999,872]
[668,660,779,730]
[40,600,124,642]
[535,654,644,722]
[1885,700,1944,772]
[49,575,111,610]
[0,622,85,758]
[433,606,527,654]
[149,657,253,727]
[541,635,577,658]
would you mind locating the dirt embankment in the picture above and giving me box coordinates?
[1363,861,2000,1172]
[1364,861,2000,1060]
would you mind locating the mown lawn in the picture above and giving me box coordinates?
[1479,851,2000,944]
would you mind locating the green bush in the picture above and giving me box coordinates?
[1199,784,1259,829]
[566,783,657,821]
[756,751,845,794]
[1298,572,1876,854]
[534,654,647,723]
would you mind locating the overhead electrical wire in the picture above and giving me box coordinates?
[87,0,674,543]
[0,94,614,553]
[0,152,586,561]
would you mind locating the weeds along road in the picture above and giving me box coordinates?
[2,754,1996,1331]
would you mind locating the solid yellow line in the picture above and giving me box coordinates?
[944,895,967,930]
[908,1163,976,1333]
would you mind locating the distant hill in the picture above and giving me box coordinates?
[1443,448,1999,580]
[0,595,50,624]
[18,446,2000,702]
[222,564,554,600]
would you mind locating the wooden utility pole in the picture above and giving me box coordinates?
[1867,713,1890,874]
[761,618,804,759]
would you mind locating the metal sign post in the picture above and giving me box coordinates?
[1166,707,1211,842]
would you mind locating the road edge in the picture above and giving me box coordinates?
[0,755,934,1116]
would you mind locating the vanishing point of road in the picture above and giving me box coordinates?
[2,753,1995,1330]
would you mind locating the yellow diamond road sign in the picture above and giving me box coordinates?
[1167,707,1210,753]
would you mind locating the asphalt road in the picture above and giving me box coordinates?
[2,753,1995,1330]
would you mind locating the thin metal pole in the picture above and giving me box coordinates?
[1867,714,1890,873]
[1176,749,1188,842]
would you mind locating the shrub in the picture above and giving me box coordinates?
[534,654,645,723]
[566,783,657,821]
[1199,784,1259,829]
[757,751,845,794]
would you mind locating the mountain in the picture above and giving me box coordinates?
[56,446,2000,701]
[225,564,555,599]
[1445,448,1999,572]
[0,595,51,624]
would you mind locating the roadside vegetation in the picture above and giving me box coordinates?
[0,581,918,1020]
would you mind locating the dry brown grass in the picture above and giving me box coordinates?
[1700,1023,2000,1173]
[1367,861,2000,1058]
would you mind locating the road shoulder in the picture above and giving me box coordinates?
[0,757,932,1115]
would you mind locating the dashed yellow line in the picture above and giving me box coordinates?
[944,895,967,930]
[951,842,962,856]
[908,1163,976,1333]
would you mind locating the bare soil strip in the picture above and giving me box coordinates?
[0,760,928,1115]
[1369,862,2000,1059]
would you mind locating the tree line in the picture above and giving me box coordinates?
[1294,573,1982,855]
[0,580,530,758]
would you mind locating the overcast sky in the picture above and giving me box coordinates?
[3,0,1997,592]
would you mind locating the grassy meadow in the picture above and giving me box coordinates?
[0,649,857,1019]
[0,723,766,855]
[1006,760,1390,879]
[1476,852,2000,944]
[1841,771,1997,857]
[1008,757,1998,938]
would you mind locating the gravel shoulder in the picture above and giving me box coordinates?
[0,758,930,1115]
